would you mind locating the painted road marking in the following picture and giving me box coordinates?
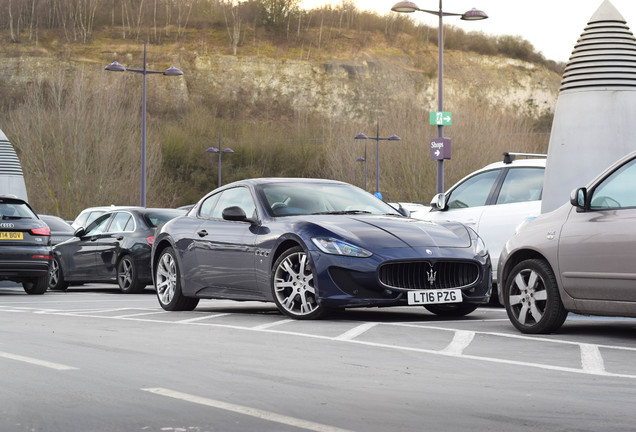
[0,351,78,371]
[142,387,354,432]
[3,306,636,379]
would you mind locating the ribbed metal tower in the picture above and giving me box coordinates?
[0,128,28,201]
[541,0,636,213]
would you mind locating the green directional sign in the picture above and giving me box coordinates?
[429,111,452,126]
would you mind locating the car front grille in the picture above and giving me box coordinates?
[379,260,480,290]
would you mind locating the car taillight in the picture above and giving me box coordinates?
[146,236,154,246]
[31,226,51,236]
[31,254,52,260]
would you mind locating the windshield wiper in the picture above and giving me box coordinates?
[313,210,372,215]
[2,215,23,220]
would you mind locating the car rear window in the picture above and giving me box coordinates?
[0,198,37,219]
[144,210,185,227]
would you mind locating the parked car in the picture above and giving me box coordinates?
[151,178,491,319]
[71,205,135,229]
[50,208,185,293]
[0,196,51,294]
[410,153,546,290]
[498,151,636,334]
[39,214,74,245]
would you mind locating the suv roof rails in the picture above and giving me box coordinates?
[503,152,547,164]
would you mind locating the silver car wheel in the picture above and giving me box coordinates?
[272,249,322,319]
[505,259,567,334]
[49,258,60,287]
[118,258,134,290]
[156,251,177,306]
[508,268,548,325]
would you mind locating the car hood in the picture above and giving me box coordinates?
[300,215,472,249]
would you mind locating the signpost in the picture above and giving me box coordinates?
[430,137,451,160]
[429,111,452,126]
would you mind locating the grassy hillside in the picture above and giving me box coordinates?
[0,1,562,218]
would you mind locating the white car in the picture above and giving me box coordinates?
[410,153,546,287]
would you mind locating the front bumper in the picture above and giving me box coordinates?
[310,246,491,309]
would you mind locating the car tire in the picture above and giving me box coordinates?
[504,258,568,334]
[424,303,479,317]
[271,246,325,320]
[155,246,199,311]
[117,255,144,294]
[23,275,48,295]
[48,257,69,291]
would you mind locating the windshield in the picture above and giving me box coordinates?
[258,182,401,217]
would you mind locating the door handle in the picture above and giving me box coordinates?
[116,236,124,241]
[197,230,208,237]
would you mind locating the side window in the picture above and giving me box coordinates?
[447,170,500,209]
[211,187,257,219]
[107,212,134,233]
[199,194,220,218]
[590,158,636,210]
[496,168,545,205]
[85,214,112,236]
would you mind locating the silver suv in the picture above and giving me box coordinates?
[411,153,546,286]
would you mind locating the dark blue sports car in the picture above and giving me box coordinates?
[152,178,491,319]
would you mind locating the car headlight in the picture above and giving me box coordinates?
[311,237,372,257]
[474,235,488,257]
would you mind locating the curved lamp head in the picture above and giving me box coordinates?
[356,157,366,162]
[163,66,184,76]
[105,61,126,72]
[391,1,419,13]
[461,8,488,20]
[354,133,369,140]
[388,134,401,141]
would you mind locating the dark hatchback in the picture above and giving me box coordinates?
[0,196,51,294]
[152,178,491,319]
[49,207,184,293]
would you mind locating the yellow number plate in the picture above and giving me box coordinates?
[0,232,23,240]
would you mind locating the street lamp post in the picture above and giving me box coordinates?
[206,137,234,188]
[356,155,367,191]
[354,121,400,195]
[391,1,487,194]
[105,42,183,207]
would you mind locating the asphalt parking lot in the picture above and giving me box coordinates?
[1,284,636,432]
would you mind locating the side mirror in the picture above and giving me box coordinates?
[430,193,447,211]
[570,187,587,210]
[74,227,86,237]
[397,204,410,218]
[222,206,247,221]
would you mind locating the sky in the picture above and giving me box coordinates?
[300,0,636,63]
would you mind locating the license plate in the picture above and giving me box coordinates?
[407,289,462,305]
[0,232,23,240]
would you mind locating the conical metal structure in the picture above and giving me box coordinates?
[541,0,636,213]
[0,128,28,201]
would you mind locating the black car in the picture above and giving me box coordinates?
[49,208,185,293]
[39,214,75,245]
[152,178,491,319]
[0,196,51,294]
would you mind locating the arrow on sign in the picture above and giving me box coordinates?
[435,149,440,157]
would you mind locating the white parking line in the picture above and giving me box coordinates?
[580,344,606,374]
[334,322,378,341]
[252,319,294,330]
[441,330,475,355]
[176,313,232,323]
[0,351,78,371]
[141,387,355,432]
